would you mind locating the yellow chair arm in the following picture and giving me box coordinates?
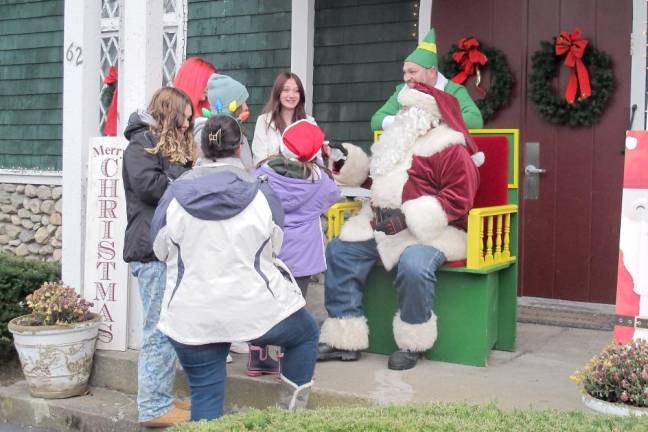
[466,204,518,269]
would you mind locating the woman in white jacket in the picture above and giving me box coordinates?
[252,72,314,166]
[151,114,319,420]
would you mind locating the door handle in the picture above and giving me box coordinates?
[525,164,546,175]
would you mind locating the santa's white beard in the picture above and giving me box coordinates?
[370,106,436,177]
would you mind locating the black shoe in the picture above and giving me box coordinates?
[316,343,360,361]
[388,350,421,370]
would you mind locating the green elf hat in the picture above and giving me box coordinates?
[405,29,438,69]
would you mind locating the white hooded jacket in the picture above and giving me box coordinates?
[151,158,305,345]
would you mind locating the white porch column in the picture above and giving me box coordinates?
[291,0,315,114]
[62,0,101,291]
[119,0,164,132]
[631,0,647,129]
[419,0,433,41]
[118,0,164,349]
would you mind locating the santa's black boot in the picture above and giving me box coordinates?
[316,343,360,361]
[388,350,421,370]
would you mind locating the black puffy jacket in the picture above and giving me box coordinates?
[122,111,191,263]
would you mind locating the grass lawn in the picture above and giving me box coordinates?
[171,402,648,431]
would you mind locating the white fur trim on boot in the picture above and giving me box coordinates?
[319,316,369,351]
[278,375,313,411]
[332,143,370,187]
[339,202,374,242]
[402,196,448,244]
[393,312,438,352]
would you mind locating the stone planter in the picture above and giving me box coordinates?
[582,393,648,416]
[8,313,101,399]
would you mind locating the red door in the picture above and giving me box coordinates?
[433,0,632,303]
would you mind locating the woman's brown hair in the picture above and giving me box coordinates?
[262,72,307,134]
[145,87,196,165]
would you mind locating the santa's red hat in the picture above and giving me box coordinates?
[280,119,325,162]
[624,132,648,189]
[412,83,479,156]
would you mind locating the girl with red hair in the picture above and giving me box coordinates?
[173,57,216,115]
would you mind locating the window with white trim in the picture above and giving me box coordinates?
[99,0,186,132]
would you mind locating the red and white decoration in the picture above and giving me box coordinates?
[615,131,648,343]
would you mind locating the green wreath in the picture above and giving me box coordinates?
[439,42,514,123]
[528,40,614,127]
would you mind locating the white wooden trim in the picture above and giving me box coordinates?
[0,170,62,186]
[291,0,315,114]
[118,0,164,134]
[418,0,433,42]
[62,0,101,294]
[631,0,647,130]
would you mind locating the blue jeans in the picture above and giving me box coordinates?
[130,261,177,422]
[171,307,319,421]
[324,238,446,324]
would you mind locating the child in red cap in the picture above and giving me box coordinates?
[247,120,341,377]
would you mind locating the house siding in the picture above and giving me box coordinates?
[313,0,418,151]
[186,0,292,139]
[0,0,64,171]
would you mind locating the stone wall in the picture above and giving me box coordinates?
[0,184,62,261]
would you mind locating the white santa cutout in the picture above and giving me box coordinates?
[615,131,648,343]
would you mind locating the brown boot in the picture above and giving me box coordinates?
[173,399,191,411]
[140,406,190,428]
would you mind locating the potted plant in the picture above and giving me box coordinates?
[571,339,648,416]
[8,281,100,399]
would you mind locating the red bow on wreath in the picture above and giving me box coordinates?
[554,28,591,104]
[451,37,488,86]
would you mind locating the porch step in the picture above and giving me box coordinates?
[1,349,370,432]
[0,381,139,432]
[517,296,615,331]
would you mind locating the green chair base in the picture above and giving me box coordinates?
[363,264,517,367]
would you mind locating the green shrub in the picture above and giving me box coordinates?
[0,254,60,358]
[572,340,648,407]
[171,403,648,432]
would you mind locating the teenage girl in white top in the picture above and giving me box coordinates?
[252,72,314,166]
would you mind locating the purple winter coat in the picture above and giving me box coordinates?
[256,163,341,277]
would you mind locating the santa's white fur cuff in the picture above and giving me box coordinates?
[332,143,369,187]
[393,312,437,352]
[319,316,369,351]
[402,195,448,244]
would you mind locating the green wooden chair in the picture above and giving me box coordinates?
[329,129,519,366]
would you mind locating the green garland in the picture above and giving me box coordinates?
[439,42,514,123]
[528,40,614,127]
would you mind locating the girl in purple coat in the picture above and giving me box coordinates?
[256,119,341,296]
[247,120,340,377]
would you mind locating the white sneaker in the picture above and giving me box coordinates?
[226,354,233,364]
[230,342,250,354]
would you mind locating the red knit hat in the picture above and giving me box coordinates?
[412,83,479,156]
[280,119,325,162]
[624,132,648,189]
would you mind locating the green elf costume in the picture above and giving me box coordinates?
[370,29,483,131]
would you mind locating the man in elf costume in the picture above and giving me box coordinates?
[614,131,648,343]
[319,83,481,370]
[371,29,483,132]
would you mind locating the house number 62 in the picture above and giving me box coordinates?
[66,43,83,66]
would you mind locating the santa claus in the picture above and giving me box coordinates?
[615,132,648,343]
[318,83,481,370]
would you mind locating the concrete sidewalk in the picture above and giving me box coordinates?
[0,281,615,431]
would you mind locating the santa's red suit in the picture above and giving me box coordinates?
[615,131,648,343]
[319,84,480,361]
